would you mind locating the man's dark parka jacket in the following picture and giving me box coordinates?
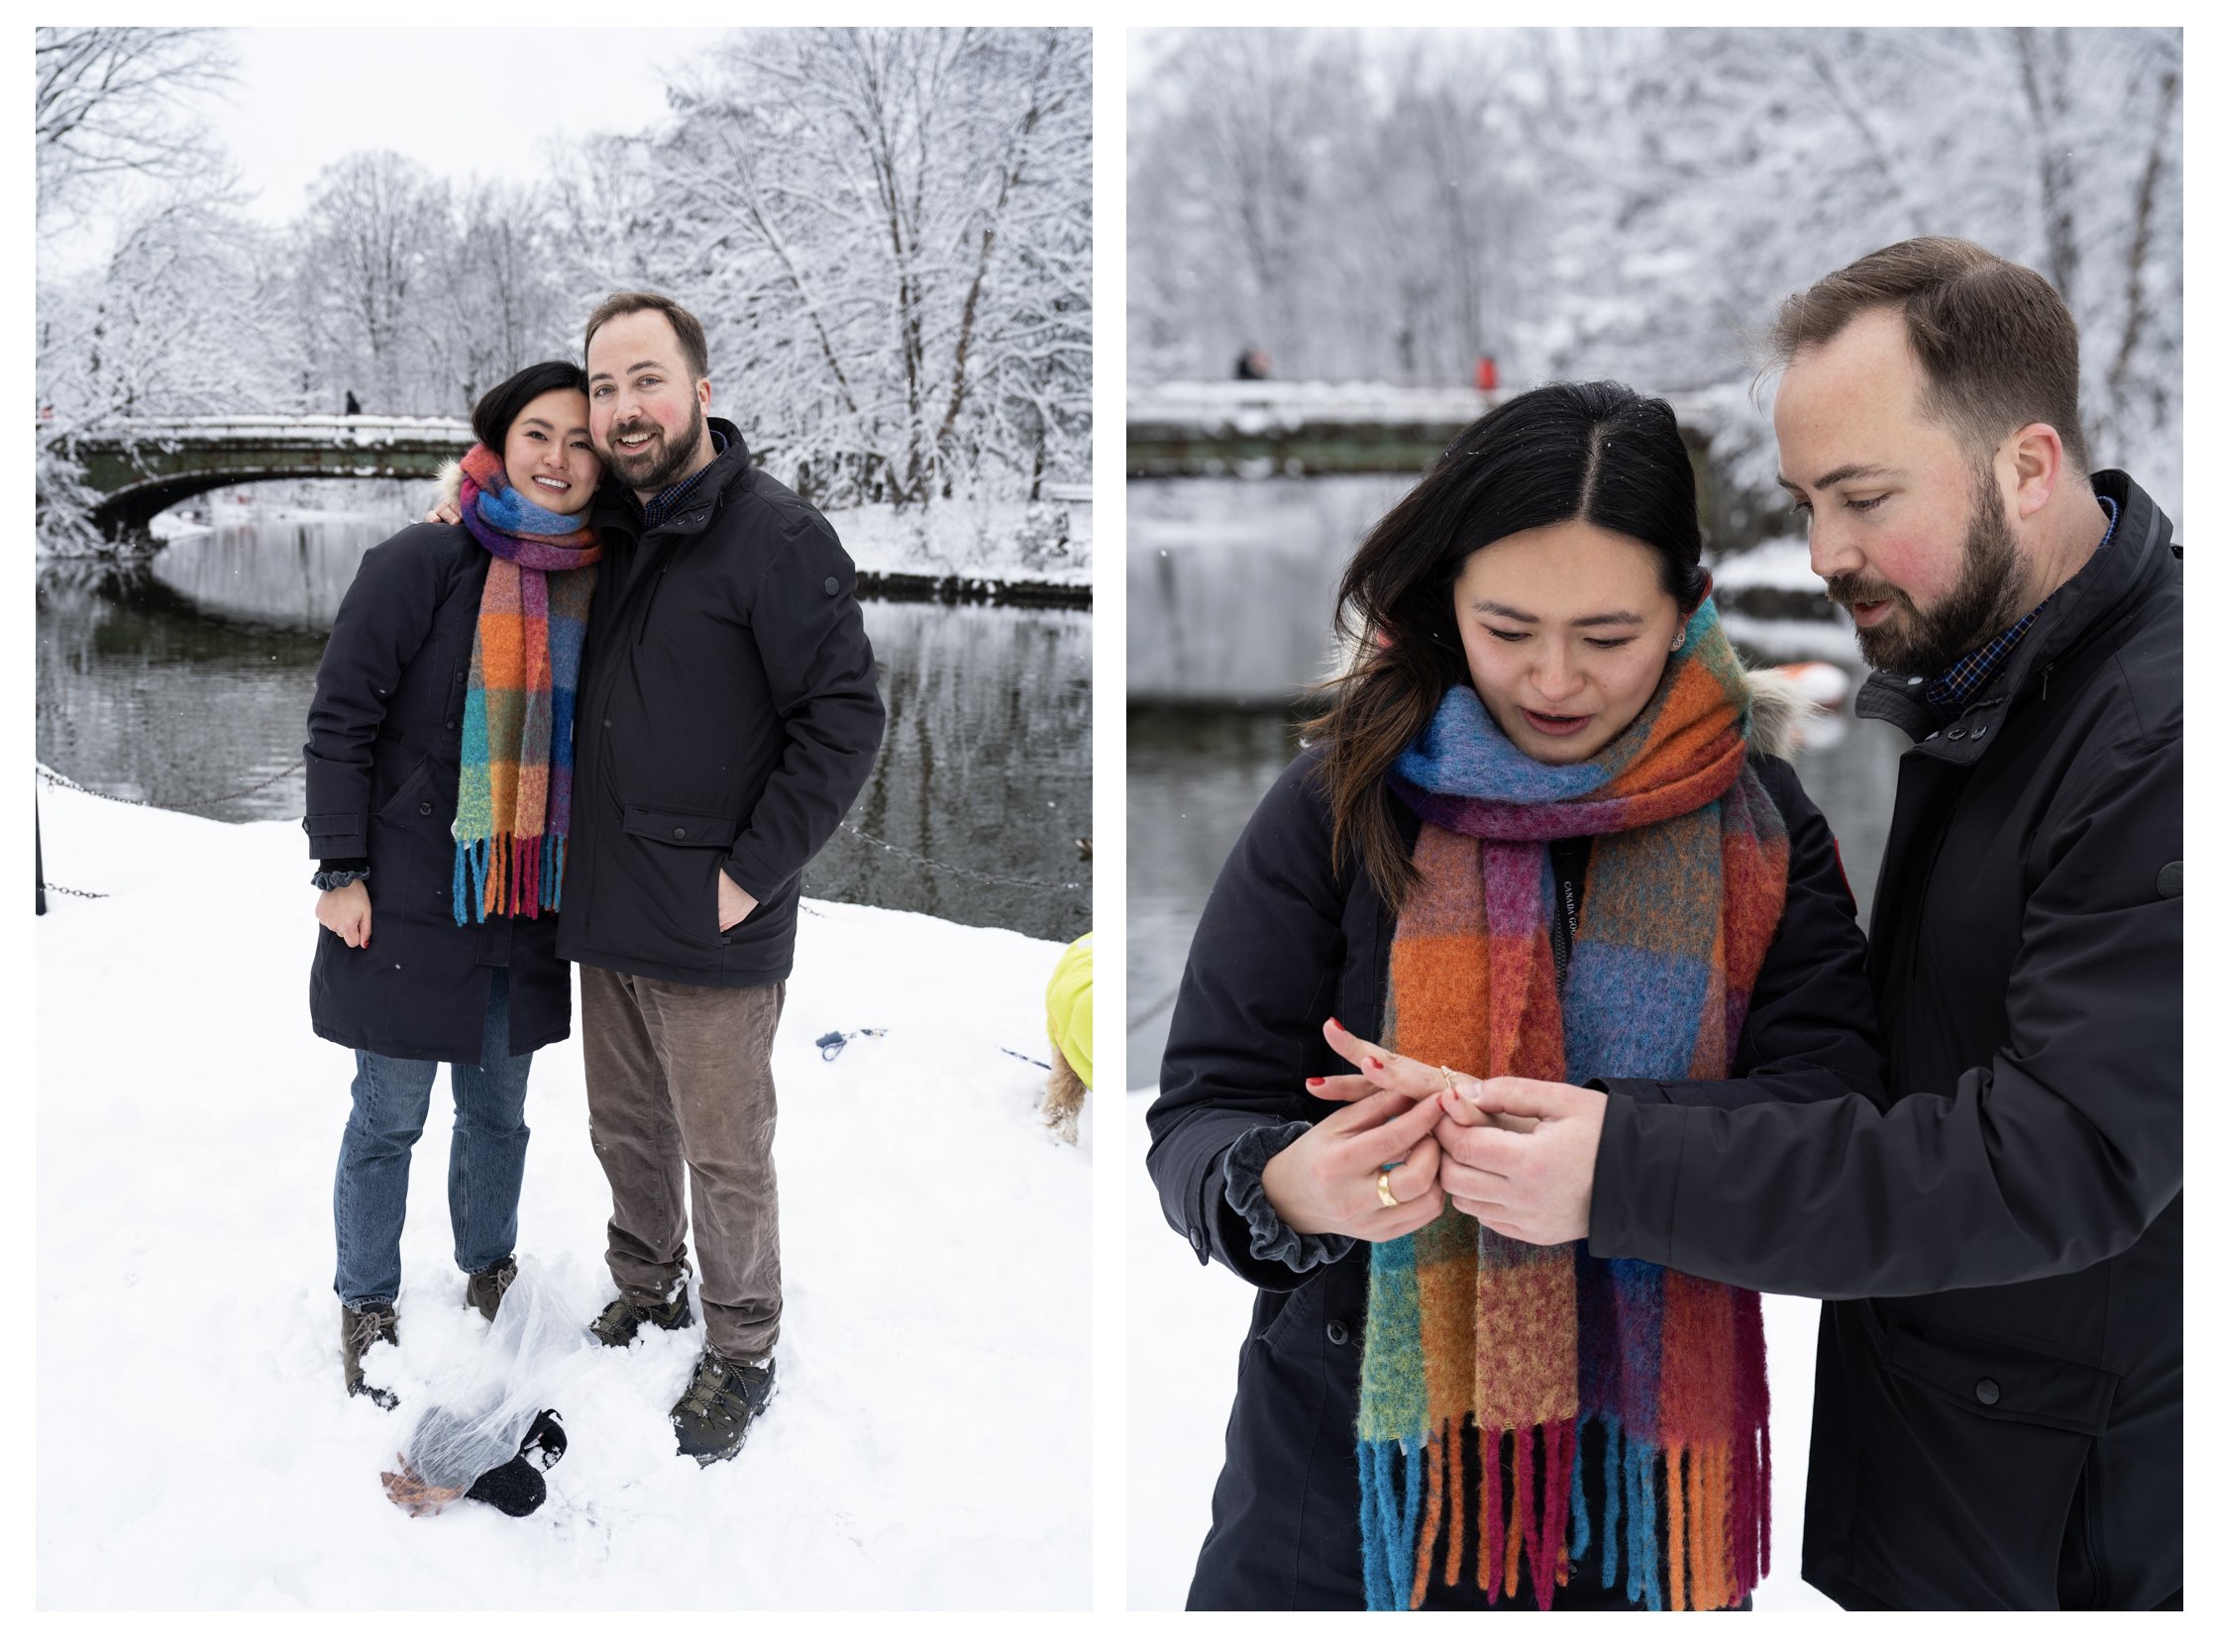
[1147,711,1886,1609]
[303,524,575,1063]
[1591,471,2182,1609]
[560,418,885,985]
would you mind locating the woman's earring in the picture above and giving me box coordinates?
[1672,630,1687,649]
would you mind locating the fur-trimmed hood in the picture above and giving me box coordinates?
[1745,666,1818,760]
[433,457,464,515]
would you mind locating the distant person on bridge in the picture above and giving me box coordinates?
[345,389,362,417]
[1336,240,2182,1609]
[1150,381,1885,1610]
[1235,347,1272,381]
[304,361,606,1409]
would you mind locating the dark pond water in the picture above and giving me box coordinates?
[37,517,1093,943]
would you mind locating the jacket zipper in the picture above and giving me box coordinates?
[1906,798,1959,982]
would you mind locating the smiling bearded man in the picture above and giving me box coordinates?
[555,291,885,1466]
[1419,238,2181,1610]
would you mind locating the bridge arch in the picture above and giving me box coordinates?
[62,416,475,536]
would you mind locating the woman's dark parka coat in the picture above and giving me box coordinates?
[303,522,584,1063]
[1146,714,1886,1609]
[1588,471,2182,1610]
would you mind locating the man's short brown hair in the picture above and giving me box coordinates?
[582,291,710,384]
[1766,237,2087,473]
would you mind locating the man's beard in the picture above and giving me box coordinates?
[603,398,706,495]
[1827,469,2030,677]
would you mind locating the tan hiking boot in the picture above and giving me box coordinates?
[341,1300,399,1409]
[465,1256,518,1322]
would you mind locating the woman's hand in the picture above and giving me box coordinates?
[1259,1086,1449,1241]
[1319,1018,1537,1133]
[423,501,462,526]
[317,881,372,948]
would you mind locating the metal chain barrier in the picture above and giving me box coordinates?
[42,882,109,900]
[37,759,306,812]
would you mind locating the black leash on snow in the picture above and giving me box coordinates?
[816,1026,1050,1073]
[815,1028,886,1061]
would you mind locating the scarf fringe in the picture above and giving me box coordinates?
[1362,1418,1760,1611]
[453,833,571,923]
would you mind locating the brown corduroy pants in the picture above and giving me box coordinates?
[580,966,787,1364]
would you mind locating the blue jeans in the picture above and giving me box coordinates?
[333,970,532,1307]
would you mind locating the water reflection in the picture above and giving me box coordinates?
[37,517,1093,942]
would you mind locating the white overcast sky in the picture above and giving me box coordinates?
[41,26,731,269]
[211,27,730,223]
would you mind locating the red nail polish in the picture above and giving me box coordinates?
[1305,1076,1323,1087]
[1366,1055,1384,1070]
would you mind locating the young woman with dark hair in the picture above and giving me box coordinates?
[1147,381,1885,1610]
[304,361,613,1405]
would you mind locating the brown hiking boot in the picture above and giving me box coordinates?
[341,1301,399,1409]
[465,1256,518,1322]
[590,1288,694,1347]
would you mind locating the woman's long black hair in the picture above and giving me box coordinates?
[1307,380,1707,910]
[470,360,590,453]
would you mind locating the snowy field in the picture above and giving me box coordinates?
[36,777,1090,1608]
[1126,1092,1840,1612]
[826,498,1092,589]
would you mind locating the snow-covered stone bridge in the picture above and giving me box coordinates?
[1126,381,1507,476]
[1125,380,1731,479]
[63,415,475,535]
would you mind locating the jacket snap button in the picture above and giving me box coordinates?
[673,827,687,841]
[444,719,456,731]
[1325,1319,1350,1346]
[1974,1379,2000,1406]
[454,670,465,682]
[418,801,434,816]
[823,575,839,595]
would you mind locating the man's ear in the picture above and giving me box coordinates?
[2004,422,2067,520]
[696,375,712,416]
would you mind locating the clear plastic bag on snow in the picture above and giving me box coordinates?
[379,1265,593,1516]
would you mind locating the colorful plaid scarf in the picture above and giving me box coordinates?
[1358,598,1789,1611]
[451,443,601,924]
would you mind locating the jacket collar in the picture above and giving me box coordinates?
[1854,468,2174,763]
[593,417,754,540]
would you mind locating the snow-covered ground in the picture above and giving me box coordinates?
[1126,1092,1841,1611]
[825,498,1092,588]
[36,777,1090,1608]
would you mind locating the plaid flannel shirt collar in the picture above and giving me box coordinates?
[640,425,730,531]
[1922,493,2119,711]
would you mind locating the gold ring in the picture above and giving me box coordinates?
[1377,1170,1400,1209]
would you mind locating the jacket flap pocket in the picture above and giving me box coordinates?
[1878,1312,2117,1434]
[621,804,738,849]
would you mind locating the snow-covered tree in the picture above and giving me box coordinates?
[1129,27,2183,528]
